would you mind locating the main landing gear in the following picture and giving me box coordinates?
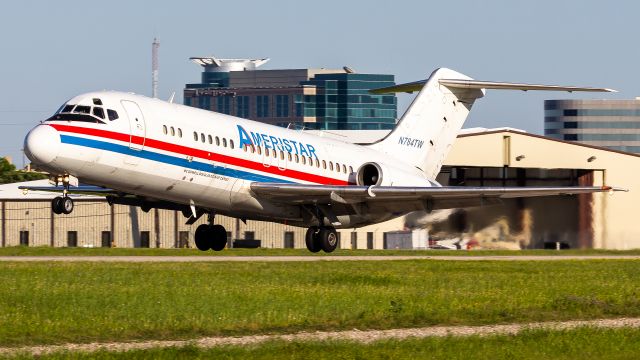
[51,174,74,215]
[51,196,73,215]
[194,213,228,251]
[305,226,338,253]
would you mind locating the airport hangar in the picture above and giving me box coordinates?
[0,128,637,250]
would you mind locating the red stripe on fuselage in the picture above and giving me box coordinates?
[49,124,350,185]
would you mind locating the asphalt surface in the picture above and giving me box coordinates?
[1,255,639,262]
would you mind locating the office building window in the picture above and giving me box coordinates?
[216,96,231,114]
[244,231,255,240]
[276,95,289,117]
[236,96,250,118]
[257,95,269,117]
[351,232,357,249]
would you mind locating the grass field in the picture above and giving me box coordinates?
[16,327,640,360]
[1,246,640,256]
[1,259,640,347]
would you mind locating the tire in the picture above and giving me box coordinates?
[51,197,63,215]
[61,197,74,214]
[210,224,227,251]
[194,224,211,251]
[305,226,322,253]
[319,227,338,253]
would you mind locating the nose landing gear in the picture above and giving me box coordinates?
[51,196,73,215]
[50,174,74,215]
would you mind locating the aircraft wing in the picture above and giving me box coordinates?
[18,185,119,197]
[250,183,626,212]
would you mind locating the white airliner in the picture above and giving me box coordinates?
[21,68,622,252]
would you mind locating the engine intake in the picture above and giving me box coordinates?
[357,162,383,186]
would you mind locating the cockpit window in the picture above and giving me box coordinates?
[74,105,91,114]
[61,105,75,113]
[93,98,103,105]
[107,109,119,121]
[92,107,105,119]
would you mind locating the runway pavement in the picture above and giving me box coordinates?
[1,255,639,262]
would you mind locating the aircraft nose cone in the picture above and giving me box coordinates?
[24,125,60,165]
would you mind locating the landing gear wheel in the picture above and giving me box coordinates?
[210,224,227,251]
[319,227,338,253]
[61,197,74,214]
[305,226,322,253]
[194,224,211,251]
[51,196,64,215]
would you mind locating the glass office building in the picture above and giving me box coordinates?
[184,57,397,130]
[544,99,640,153]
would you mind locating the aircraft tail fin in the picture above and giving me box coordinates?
[367,68,615,180]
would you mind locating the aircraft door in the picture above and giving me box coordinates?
[121,100,146,151]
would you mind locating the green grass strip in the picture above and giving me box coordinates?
[1,260,640,346]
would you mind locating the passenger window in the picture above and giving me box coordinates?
[287,153,292,161]
[295,154,299,163]
[272,149,276,158]
[223,138,227,147]
[280,151,284,160]
[170,127,175,136]
[163,125,168,135]
[349,166,353,173]
[308,157,313,166]
[342,164,347,173]
[107,109,119,120]
[230,140,234,149]
[257,146,262,155]
[329,162,334,171]
[193,132,198,141]
[74,105,91,114]
[215,136,220,146]
[243,144,248,152]
[315,159,320,168]
[208,135,212,144]
[250,145,255,154]
[92,107,105,119]
[200,133,205,143]
[92,98,103,105]
[322,160,326,169]
[178,128,182,138]
[301,156,306,165]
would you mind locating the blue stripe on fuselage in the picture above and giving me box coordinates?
[60,135,293,184]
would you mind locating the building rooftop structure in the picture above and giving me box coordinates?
[184,55,397,130]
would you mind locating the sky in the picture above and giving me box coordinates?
[0,0,637,166]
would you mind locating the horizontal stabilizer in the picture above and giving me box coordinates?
[370,79,616,94]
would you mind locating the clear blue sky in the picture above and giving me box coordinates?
[0,0,636,166]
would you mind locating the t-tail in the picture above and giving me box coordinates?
[367,68,616,180]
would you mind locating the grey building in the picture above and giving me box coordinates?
[544,99,640,153]
[184,56,397,130]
